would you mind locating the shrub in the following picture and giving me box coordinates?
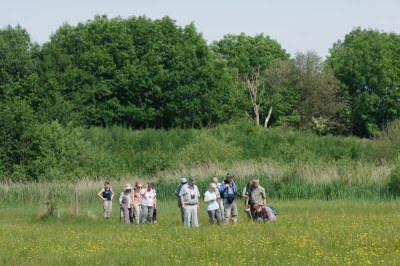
[387,165,400,198]
[366,119,400,163]
[0,99,37,181]
[31,122,120,181]
[177,133,242,166]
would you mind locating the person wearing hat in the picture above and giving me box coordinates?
[119,184,133,224]
[175,177,188,224]
[97,181,114,219]
[131,181,143,224]
[179,177,200,228]
[219,173,238,224]
[204,183,222,224]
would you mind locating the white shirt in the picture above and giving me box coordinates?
[141,189,156,207]
[204,190,219,211]
[179,184,200,205]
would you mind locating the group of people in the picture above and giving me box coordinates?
[97,181,157,224]
[175,173,277,228]
[97,173,277,227]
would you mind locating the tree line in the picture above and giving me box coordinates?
[1,15,400,179]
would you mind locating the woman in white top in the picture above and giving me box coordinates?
[204,183,222,224]
[140,182,157,223]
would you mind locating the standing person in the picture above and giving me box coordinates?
[246,179,266,222]
[140,182,157,224]
[152,182,157,224]
[219,173,238,224]
[243,180,254,220]
[175,177,187,224]
[97,182,114,219]
[204,183,222,225]
[179,177,200,228]
[131,181,143,224]
[119,184,133,224]
[211,176,224,223]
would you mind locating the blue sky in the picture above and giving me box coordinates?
[1,0,399,58]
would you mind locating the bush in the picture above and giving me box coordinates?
[177,133,242,166]
[366,119,400,163]
[0,99,37,181]
[30,122,120,181]
[387,165,400,198]
[0,119,379,182]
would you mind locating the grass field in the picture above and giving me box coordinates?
[1,200,399,265]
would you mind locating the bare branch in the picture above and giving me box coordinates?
[244,66,263,126]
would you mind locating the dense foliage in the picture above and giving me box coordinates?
[1,16,400,181]
[0,119,384,181]
[28,16,238,128]
[329,28,400,136]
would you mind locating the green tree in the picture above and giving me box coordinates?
[263,60,300,127]
[294,51,350,134]
[0,99,37,180]
[212,33,290,126]
[328,28,400,136]
[0,25,37,102]
[37,15,235,128]
[211,33,289,77]
[38,16,133,126]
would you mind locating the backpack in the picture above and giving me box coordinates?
[268,205,278,215]
[227,193,235,204]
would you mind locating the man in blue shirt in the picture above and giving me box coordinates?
[219,173,238,224]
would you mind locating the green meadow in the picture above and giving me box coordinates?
[0,200,399,265]
[1,121,400,265]
[2,14,400,266]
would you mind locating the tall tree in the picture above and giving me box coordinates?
[37,15,235,128]
[263,59,300,127]
[328,28,400,136]
[211,33,289,77]
[0,99,37,180]
[212,33,290,126]
[294,51,350,134]
[0,25,36,101]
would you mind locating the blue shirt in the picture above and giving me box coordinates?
[102,187,112,201]
[219,180,237,198]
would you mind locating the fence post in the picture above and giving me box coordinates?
[74,189,79,216]
[56,208,61,219]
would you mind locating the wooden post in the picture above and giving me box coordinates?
[74,190,79,216]
[56,208,61,219]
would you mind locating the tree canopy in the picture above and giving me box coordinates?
[35,15,236,128]
[1,17,400,180]
[211,33,289,77]
[329,28,400,136]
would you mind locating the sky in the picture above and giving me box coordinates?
[1,0,399,58]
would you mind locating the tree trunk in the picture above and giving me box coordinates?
[245,67,262,126]
[264,106,273,128]
[255,105,260,126]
